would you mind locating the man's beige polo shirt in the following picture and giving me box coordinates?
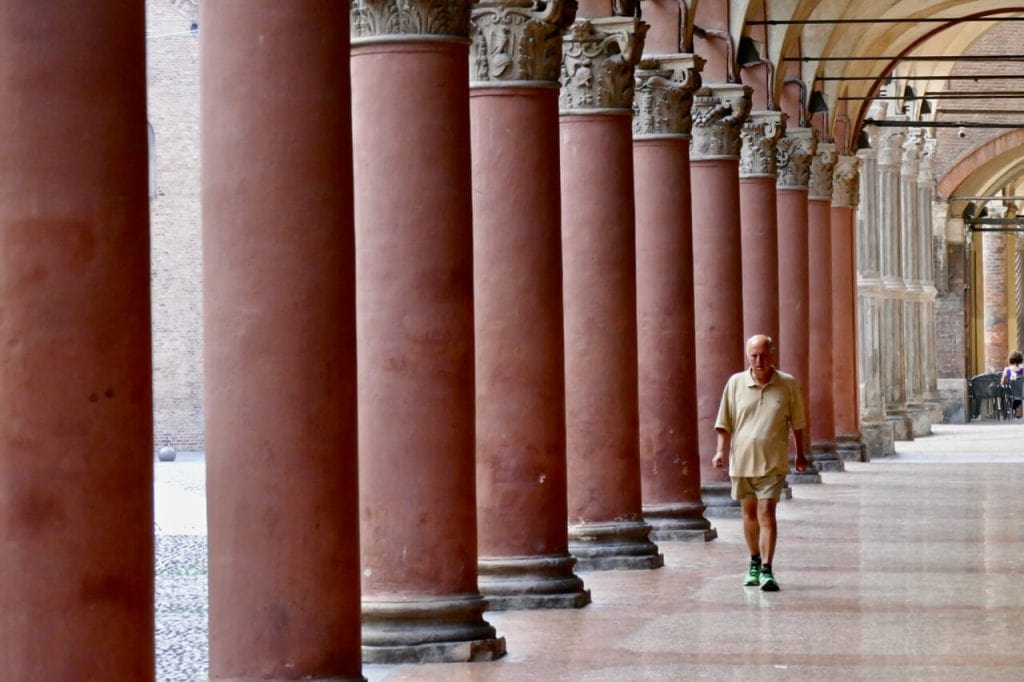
[714,368,806,477]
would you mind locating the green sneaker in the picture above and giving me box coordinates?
[743,561,761,587]
[759,568,780,592]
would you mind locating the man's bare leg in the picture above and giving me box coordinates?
[741,496,760,556]
[757,498,778,565]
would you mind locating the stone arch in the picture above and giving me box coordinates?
[937,129,1024,201]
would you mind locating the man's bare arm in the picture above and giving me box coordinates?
[793,428,807,473]
[713,428,730,470]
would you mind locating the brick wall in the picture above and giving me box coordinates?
[147,0,204,451]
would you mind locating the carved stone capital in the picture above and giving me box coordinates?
[832,154,861,208]
[559,17,648,112]
[877,126,906,167]
[632,54,704,137]
[352,0,471,41]
[470,0,577,84]
[689,83,752,160]
[901,128,924,176]
[739,110,786,178]
[775,127,818,189]
[918,136,937,183]
[809,143,837,200]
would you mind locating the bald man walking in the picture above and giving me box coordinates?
[713,334,807,591]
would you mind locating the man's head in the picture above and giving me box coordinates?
[746,334,775,384]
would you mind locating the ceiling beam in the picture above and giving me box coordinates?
[750,16,1024,26]
[787,55,1024,62]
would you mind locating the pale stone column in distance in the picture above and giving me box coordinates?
[808,142,843,472]
[0,5,154,678]
[776,127,823,483]
[900,128,930,436]
[690,83,753,515]
[560,16,664,569]
[740,111,787,343]
[203,3,363,678]
[918,137,943,421]
[878,123,914,441]
[856,127,893,458]
[351,0,506,662]
[469,0,591,609]
[633,54,717,541]
[832,154,867,462]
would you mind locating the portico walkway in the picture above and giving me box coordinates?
[155,423,1024,680]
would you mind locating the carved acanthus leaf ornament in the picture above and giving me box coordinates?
[689,84,752,159]
[632,55,703,137]
[739,111,785,177]
[832,154,861,208]
[809,143,837,200]
[352,0,470,40]
[470,0,577,82]
[775,128,818,189]
[559,17,648,111]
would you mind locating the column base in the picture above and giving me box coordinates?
[907,404,932,437]
[701,481,742,518]
[478,553,591,610]
[361,595,506,664]
[886,411,914,441]
[836,431,868,462]
[861,418,895,457]
[568,519,664,570]
[811,439,845,472]
[643,502,717,542]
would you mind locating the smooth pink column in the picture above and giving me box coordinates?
[201,4,362,679]
[808,195,842,470]
[0,4,153,679]
[562,113,662,569]
[833,203,863,459]
[741,177,782,341]
[352,35,504,661]
[635,125,716,541]
[776,129,821,484]
[690,83,752,515]
[471,82,589,608]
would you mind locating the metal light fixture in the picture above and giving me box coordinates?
[808,90,828,113]
[737,36,762,66]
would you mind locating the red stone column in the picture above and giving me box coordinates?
[0,5,153,680]
[739,111,786,343]
[807,143,843,472]
[469,0,589,609]
[691,84,752,514]
[831,154,866,462]
[560,17,662,569]
[351,1,505,662]
[633,55,716,542]
[201,4,362,679]
[776,128,822,484]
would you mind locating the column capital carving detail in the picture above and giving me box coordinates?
[739,110,786,178]
[352,0,471,41]
[775,127,818,189]
[809,143,837,200]
[689,83,752,160]
[559,17,648,113]
[632,54,704,137]
[901,128,924,177]
[918,137,937,183]
[832,154,861,208]
[470,0,578,84]
[877,126,906,167]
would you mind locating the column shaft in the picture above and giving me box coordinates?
[471,82,588,607]
[0,4,153,679]
[691,84,752,514]
[807,144,841,471]
[832,205,863,459]
[201,4,361,679]
[562,114,662,568]
[352,25,504,660]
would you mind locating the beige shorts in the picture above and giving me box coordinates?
[731,473,786,501]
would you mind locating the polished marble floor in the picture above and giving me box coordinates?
[366,423,1024,681]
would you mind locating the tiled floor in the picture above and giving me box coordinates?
[366,423,1024,681]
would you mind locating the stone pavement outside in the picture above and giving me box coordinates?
[156,423,1024,681]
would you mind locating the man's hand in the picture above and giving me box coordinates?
[794,451,807,473]
[712,450,726,470]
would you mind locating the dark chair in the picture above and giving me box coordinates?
[1007,377,1024,419]
[969,372,1005,421]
